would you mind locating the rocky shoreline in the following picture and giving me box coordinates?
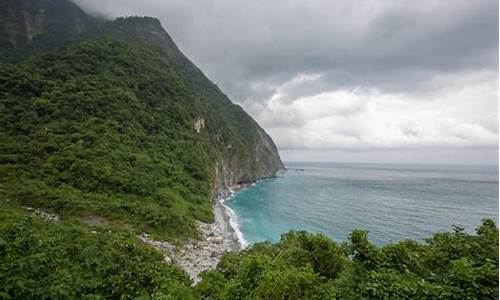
[139,177,284,283]
[139,187,246,284]
[170,195,243,284]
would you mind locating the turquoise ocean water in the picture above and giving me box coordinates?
[226,162,499,246]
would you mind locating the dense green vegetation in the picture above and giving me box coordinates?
[1,201,497,299]
[197,220,498,299]
[0,202,197,299]
[0,31,279,241]
[0,13,282,240]
[0,16,281,297]
[0,38,220,241]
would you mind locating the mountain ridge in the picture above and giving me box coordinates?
[99,17,284,190]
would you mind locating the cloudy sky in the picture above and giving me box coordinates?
[74,0,499,165]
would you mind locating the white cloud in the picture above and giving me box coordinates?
[250,70,498,151]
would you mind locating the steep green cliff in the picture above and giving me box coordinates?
[0,5,283,242]
[96,17,285,188]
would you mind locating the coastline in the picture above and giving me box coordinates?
[220,196,248,248]
[211,185,247,250]
[171,184,250,283]
[139,174,287,284]
[139,183,251,284]
[220,178,278,249]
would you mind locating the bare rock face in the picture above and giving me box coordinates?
[0,0,100,61]
[194,117,205,134]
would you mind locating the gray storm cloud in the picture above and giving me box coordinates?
[73,0,499,164]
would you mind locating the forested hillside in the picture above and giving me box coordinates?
[0,7,283,242]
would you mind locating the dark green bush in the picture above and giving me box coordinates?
[197,220,498,300]
[0,204,195,299]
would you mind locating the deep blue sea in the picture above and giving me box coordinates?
[226,162,499,246]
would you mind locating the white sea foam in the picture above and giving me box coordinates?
[221,195,248,249]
